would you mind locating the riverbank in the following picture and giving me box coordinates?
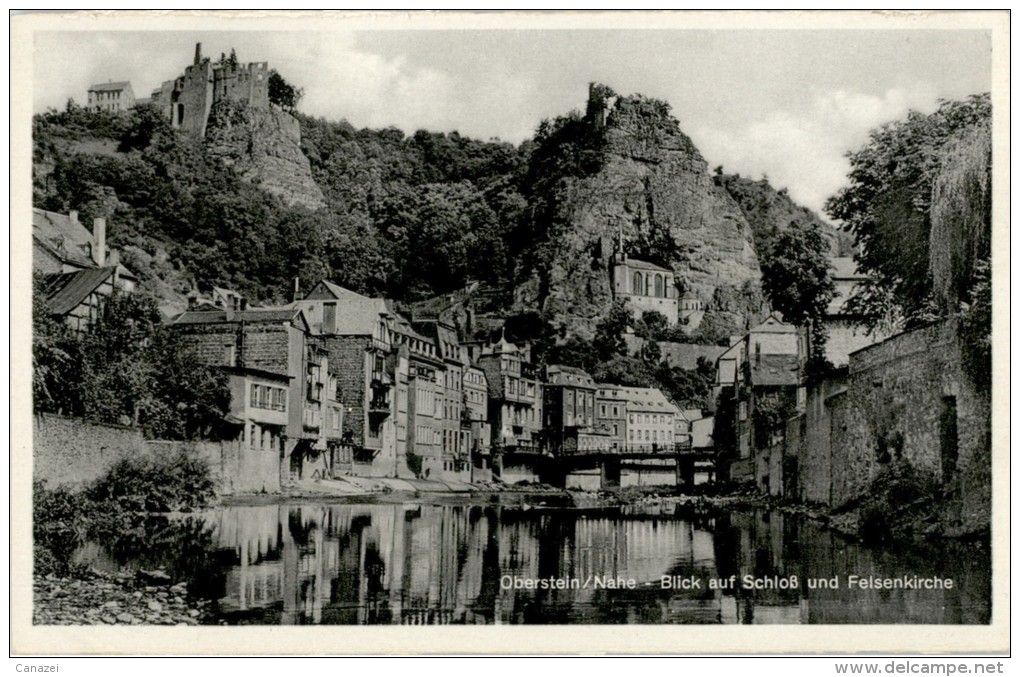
[33,568,215,626]
[230,475,988,545]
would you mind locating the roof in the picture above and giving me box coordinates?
[89,81,132,92]
[545,365,596,389]
[829,257,867,281]
[750,354,802,387]
[173,307,306,327]
[42,267,116,315]
[748,314,798,334]
[613,386,679,414]
[33,208,95,269]
[301,281,390,336]
[624,336,727,370]
[624,258,672,273]
[222,365,292,382]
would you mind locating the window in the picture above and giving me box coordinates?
[251,384,259,407]
[629,414,635,424]
[224,345,236,366]
[633,271,643,295]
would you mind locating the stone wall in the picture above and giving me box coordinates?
[33,413,145,489]
[147,439,281,494]
[793,319,991,531]
[34,414,283,495]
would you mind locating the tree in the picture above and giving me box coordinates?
[825,94,991,331]
[268,69,303,111]
[758,222,834,327]
[32,292,230,438]
[592,299,632,362]
[757,220,835,374]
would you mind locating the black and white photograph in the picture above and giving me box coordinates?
[11,9,1009,656]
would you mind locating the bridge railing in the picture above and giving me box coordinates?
[560,442,695,457]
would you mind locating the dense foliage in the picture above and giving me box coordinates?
[33,277,230,439]
[34,451,217,577]
[825,94,991,332]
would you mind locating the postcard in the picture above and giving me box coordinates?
[11,9,1010,656]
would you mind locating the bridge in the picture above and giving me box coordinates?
[501,442,719,489]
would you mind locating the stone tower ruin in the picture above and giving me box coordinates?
[150,43,270,138]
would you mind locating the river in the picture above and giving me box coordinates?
[73,499,991,625]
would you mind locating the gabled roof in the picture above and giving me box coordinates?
[546,365,596,389]
[300,281,391,336]
[42,267,116,315]
[748,313,798,334]
[613,386,679,414]
[624,258,672,273]
[33,208,96,269]
[89,81,132,92]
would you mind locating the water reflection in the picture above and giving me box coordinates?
[82,503,990,625]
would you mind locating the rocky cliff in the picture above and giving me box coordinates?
[205,100,326,210]
[515,86,766,341]
[715,173,854,257]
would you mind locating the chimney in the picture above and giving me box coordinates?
[291,276,301,302]
[187,290,199,310]
[92,217,107,266]
[69,210,79,224]
[195,42,202,65]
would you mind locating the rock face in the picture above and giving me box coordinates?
[715,173,854,257]
[205,100,326,210]
[515,86,766,340]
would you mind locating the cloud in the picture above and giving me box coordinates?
[690,85,941,216]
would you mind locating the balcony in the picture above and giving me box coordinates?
[371,370,393,388]
[302,407,321,432]
[368,398,391,419]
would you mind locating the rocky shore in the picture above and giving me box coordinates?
[33,569,214,626]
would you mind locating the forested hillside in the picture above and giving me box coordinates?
[32,87,844,333]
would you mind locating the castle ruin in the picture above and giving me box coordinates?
[150,43,270,138]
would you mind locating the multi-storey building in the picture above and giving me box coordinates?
[171,304,341,484]
[391,315,446,479]
[413,320,469,477]
[476,338,543,454]
[33,209,138,332]
[714,313,806,485]
[462,365,492,476]
[297,281,401,478]
[87,81,135,113]
[544,365,607,455]
[616,386,680,452]
[595,385,628,452]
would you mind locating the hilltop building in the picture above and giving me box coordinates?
[150,43,270,138]
[87,81,135,113]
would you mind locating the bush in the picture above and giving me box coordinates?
[88,451,216,513]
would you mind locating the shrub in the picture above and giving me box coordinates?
[88,451,216,513]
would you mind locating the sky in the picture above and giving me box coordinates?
[32,28,991,216]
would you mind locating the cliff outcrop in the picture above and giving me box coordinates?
[715,173,854,256]
[205,100,326,210]
[515,86,766,341]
